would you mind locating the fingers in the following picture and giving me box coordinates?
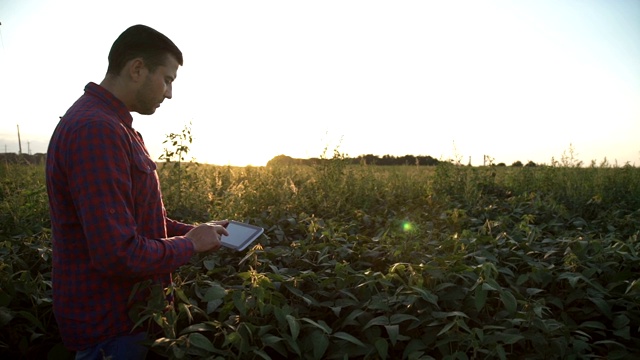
[187,223,228,253]
[213,223,229,237]
[208,224,228,250]
[208,219,230,228]
[205,224,227,248]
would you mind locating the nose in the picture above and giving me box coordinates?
[165,83,172,99]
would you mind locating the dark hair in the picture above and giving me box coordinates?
[106,24,183,75]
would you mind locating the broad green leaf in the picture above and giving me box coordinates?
[172,344,186,359]
[310,331,329,360]
[282,334,302,356]
[286,315,300,340]
[375,338,388,359]
[203,285,226,301]
[132,313,152,331]
[252,349,272,360]
[497,267,514,277]
[434,282,456,292]
[498,332,524,345]
[207,299,223,314]
[338,289,359,301]
[233,291,246,316]
[496,344,506,360]
[432,311,468,319]
[225,332,241,346]
[180,323,217,335]
[333,331,366,347]
[263,334,287,357]
[437,321,456,336]
[341,309,365,327]
[285,284,319,306]
[572,339,590,353]
[367,296,391,311]
[203,258,216,270]
[500,290,517,315]
[385,324,400,346]
[188,333,215,352]
[261,334,283,346]
[613,314,630,329]
[614,326,631,340]
[481,282,498,291]
[0,307,14,327]
[364,315,389,329]
[456,318,472,334]
[175,288,190,304]
[402,339,428,360]
[558,272,582,288]
[17,311,45,331]
[516,274,529,286]
[273,306,287,326]
[301,318,331,334]
[410,286,439,307]
[526,288,544,296]
[588,297,612,319]
[483,278,502,291]
[390,313,419,325]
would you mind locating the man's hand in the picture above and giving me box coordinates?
[186,223,229,253]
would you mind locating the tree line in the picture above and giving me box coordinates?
[267,154,538,167]
[0,153,46,164]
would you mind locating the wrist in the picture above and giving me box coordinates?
[185,236,197,252]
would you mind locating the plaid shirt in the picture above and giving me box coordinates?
[46,83,195,350]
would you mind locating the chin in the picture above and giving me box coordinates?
[138,109,156,115]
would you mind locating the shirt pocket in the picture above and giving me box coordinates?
[132,152,157,174]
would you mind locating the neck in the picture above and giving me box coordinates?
[100,74,135,111]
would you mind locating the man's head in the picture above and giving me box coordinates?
[107,24,183,76]
[103,25,183,115]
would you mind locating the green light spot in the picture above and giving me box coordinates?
[403,222,413,231]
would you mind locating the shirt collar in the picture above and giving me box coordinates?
[84,82,134,128]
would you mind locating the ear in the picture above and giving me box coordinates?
[127,57,147,82]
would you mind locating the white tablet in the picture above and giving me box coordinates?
[220,220,264,251]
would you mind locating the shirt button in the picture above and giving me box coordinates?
[109,209,116,214]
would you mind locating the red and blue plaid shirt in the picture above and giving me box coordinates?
[46,82,196,350]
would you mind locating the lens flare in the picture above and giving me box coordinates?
[402,222,414,232]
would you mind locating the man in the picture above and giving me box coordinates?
[45,24,227,359]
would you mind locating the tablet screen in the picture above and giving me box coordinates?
[221,221,264,251]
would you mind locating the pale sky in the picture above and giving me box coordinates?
[1,0,639,166]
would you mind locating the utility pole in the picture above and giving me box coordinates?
[17,124,22,155]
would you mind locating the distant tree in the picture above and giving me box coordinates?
[420,156,439,166]
[358,154,379,165]
[266,155,298,167]
[525,161,537,167]
[400,155,416,166]
[512,161,523,167]
[497,163,506,167]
